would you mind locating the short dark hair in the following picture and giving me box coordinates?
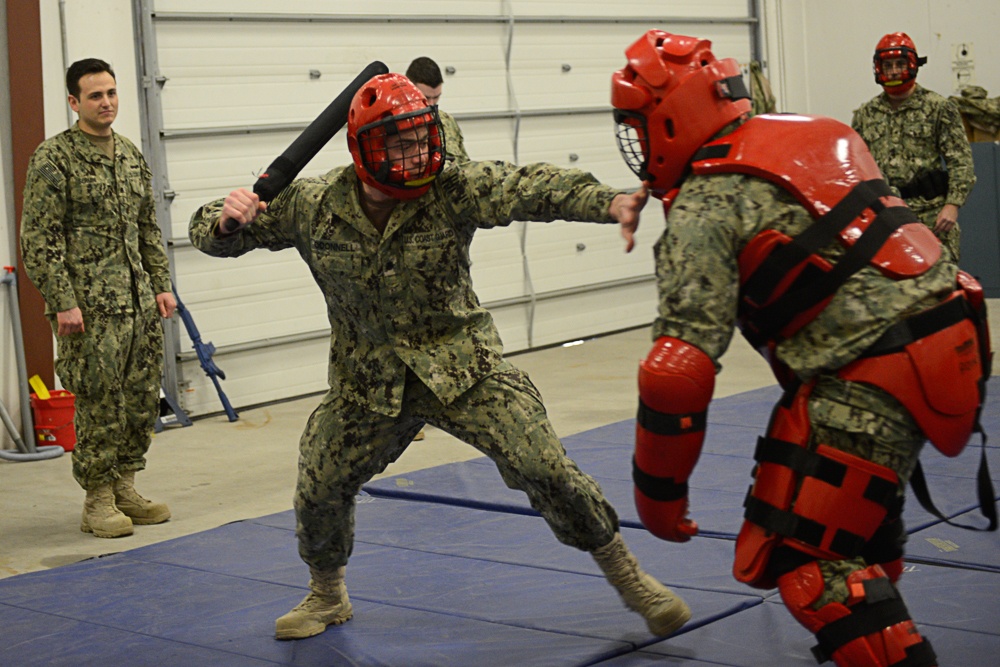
[406,57,443,88]
[66,58,116,98]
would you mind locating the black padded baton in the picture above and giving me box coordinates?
[221,60,389,233]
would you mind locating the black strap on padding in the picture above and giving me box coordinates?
[754,437,845,486]
[811,582,936,666]
[718,74,751,101]
[745,438,898,556]
[744,203,915,344]
[743,494,826,549]
[741,179,892,309]
[861,295,968,357]
[692,144,732,162]
[637,399,707,436]
[632,457,688,502]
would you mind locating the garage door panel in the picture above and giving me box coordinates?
[470,225,528,304]
[155,1,503,18]
[516,115,633,186]
[524,221,652,293]
[172,246,317,306]
[156,22,510,129]
[178,339,329,416]
[530,282,657,349]
[509,0,750,18]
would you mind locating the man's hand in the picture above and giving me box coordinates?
[156,292,177,319]
[934,203,959,234]
[56,307,84,336]
[609,186,648,253]
[218,188,267,235]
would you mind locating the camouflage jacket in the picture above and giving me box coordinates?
[439,109,469,162]
[20,123,171,316]
[189,160,622,416]
[652,171,956,379]
[851,85,975,212]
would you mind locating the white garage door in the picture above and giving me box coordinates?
[133,0,760,416]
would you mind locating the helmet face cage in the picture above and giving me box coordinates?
[613,109,650,181]
[355,106,445,195]
[610,30,751,200]
[872,33,925,92]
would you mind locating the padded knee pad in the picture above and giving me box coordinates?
[634,337,715,541]
[778,562,937,667]
[734,382,901,589]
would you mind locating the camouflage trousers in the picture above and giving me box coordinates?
[799,375,925,610]
[294,363,620,571]
[54,307,163,490]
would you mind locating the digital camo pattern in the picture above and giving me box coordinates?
[651,171,956,378]
[439,109,469,162]
[190,159,621,417]
[293,365,619,570]
[20,124,172,316]
[852,84,976,259]
[650,168,953,609]
[19,124,171,488]
[55,308,163,489]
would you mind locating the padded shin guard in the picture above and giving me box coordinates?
[778,563,937,667]
[634,337,715,541]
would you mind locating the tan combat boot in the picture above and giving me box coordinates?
[80,484,133,538]
[591,533,691,636]
[275,566,353,640]
[113,470,171,525]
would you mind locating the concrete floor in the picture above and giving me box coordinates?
[2,301,997,580]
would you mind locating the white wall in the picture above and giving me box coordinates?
[763,0,1000,123]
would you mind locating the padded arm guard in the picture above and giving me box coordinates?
[634,337,716,541]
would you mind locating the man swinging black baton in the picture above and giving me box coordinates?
[220,60,389,233]
[180,61,390,419]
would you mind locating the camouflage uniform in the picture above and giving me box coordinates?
[439,109,469,162]
[851,84,976,262]
[189,160,623,570]
[654,168,956,606]
[20,124,171,490]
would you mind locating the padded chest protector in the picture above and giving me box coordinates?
[690,114,940,347]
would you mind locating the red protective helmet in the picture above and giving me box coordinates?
[611,30,751,200]
[873,32,926,95]
[347,73,445,200]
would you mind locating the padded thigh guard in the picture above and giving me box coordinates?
[634,337,715,541]
[779,563,937,667]
[734,382,901,589]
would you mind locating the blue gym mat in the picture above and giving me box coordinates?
[1,380,996,666]
[364,378,1000,537]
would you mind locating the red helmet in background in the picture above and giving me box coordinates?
[347,73,445,200]
[873,32,926,96]
[611,30,751,200]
